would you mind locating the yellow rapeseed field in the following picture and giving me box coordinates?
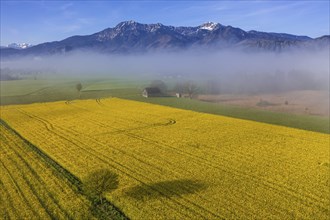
[0,122,92,219]
[1,98,329,219]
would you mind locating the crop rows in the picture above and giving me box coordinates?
[1,98,329,219]
[0,121,92,219]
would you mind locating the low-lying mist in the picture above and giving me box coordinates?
[1,48,329,94]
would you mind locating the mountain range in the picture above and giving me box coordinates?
[1,21,329,58]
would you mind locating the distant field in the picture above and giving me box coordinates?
[82,79,145,91]
[0,78,142,105]
[0,121,92,219]
[1,78,329,133]
[198,90,329,117]
[129,96,330,134]
[0,80,54,96]
[1,98,329,219]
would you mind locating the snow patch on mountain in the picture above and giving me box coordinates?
[7,43,33,49]
[199,22,219,31]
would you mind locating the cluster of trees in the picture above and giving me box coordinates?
[0,68,20,81]
[0,73,20,81]
[149,68,327,98]
[150,79,199,99]
[150,80,167,93]
[173,81,199,98]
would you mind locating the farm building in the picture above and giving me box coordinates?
[142,87,162,98]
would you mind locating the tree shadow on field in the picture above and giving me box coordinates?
[124,179,207,200]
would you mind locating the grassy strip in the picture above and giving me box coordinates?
[0,119,129,220]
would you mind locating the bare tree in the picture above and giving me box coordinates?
[185,81,198,99]
[174,82,185,94]
[174,81,198,98]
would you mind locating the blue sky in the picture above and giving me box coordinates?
[1,0,329,45]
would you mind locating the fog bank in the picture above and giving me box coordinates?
[1,49,329,93]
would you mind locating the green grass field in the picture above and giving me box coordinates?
[1,78,329,134]
[0,78,142,105]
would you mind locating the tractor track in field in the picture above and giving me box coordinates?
[1,127,75,219]
[1,121,80,219]
[63,100,329,216]
[65,101,329,214]
[0,119,129,220]
[29,103,286,217]
[96,98,176,125]
[0,170,26,219]
[17,108,224,220]
[4,100,329,219]
[96,118,176,136]
[1,87,51,98]
[96,98,106,106]
[0,159,43,219]
[13,109,211,219]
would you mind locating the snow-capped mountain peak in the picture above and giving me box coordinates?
[1,21,322,58]
[7,43,33,49]
[199,22,219,31]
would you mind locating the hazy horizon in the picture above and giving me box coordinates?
[1,47,329,95]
